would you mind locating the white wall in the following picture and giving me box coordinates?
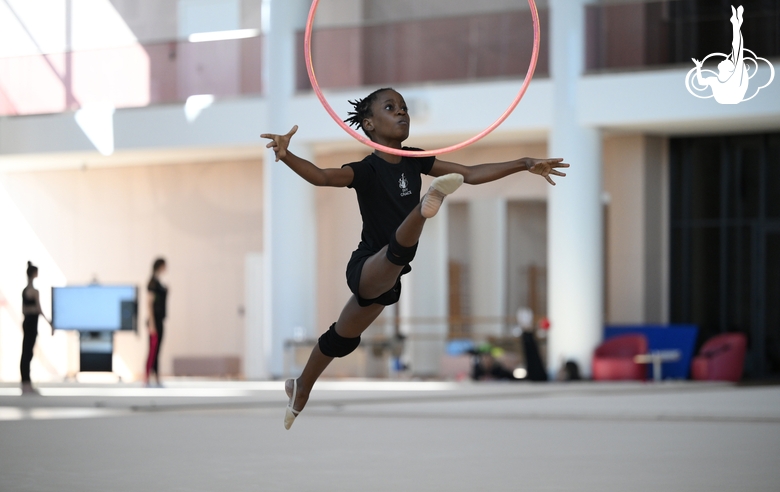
[401,205,449,377]
[506,201,547,321]
[0,181,69,382]
[469,198,508,337]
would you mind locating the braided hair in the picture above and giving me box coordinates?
[344,87,394,138]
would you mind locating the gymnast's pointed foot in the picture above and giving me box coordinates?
[284,378,309,430]
[421,173,464,218]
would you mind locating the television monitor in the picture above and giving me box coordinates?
[52,285,138,332]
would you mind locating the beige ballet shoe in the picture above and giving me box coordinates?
[421,173,464,218]
[284,378,301,430]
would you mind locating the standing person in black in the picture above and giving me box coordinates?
[262,88,569,429]
[145,258,168,387]
[21,261,51,395]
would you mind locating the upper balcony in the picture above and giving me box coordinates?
[0,1,777,118]
[0,36,263,117]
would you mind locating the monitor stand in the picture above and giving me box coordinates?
[79,331,114,372]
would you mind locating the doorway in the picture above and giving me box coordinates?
[670,133,780,378]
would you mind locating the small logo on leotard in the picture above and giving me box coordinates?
[399,173,411,197]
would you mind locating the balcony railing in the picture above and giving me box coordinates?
[296,9,550,91]
[0,9,550,118]
[0,37,262,117]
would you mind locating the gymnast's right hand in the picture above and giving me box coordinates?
[261,125,298,162]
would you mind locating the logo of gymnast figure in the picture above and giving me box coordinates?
[399,173,411,197]
[685,5,774,104]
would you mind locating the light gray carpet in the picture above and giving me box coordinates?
[1,381,778,492]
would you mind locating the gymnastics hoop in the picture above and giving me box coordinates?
[304,0,541,158]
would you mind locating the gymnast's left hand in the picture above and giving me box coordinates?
[526,158,569,186]
[261,125,298,162]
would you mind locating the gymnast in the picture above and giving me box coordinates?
[261,88,569,429]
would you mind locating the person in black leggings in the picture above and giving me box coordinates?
[145,258,168,386]
[21,261,51,395]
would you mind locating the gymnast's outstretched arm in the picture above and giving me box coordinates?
[261,125,354,187]
[29,289,52,329]
[430,157,569,186]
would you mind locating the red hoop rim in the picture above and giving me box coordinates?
[304,0,540,158]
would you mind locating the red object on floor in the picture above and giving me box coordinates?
[592,334,648,381]
[691,333,747,382]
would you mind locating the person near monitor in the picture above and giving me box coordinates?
[21,261,52,395]
[145,258,168,387]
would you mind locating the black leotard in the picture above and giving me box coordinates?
[21,288,38,383]
[341,150,435,306]
[342,150,435,254]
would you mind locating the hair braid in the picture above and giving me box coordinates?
[344,87,394,137]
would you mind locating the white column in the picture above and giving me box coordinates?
[468,198,508,338]
[548,0,603,377]
[244,253,266,379]
[400,206,449,377]
[261,0,317,377]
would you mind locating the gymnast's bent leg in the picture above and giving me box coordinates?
[358,173,463,301]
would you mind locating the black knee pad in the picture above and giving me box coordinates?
[386,234,418,266]
[318,323,361,358]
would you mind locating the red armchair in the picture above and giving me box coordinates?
[691,333,747,382]
[592,334,648,381]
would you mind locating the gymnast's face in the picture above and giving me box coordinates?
[363,90,410,144]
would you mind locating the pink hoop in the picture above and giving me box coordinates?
[304,0,541,158]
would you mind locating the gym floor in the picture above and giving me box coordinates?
[1,381,778,491]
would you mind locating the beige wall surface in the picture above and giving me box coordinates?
[602,134,667,325]
[0,159,263,379]
[604,135,646,324]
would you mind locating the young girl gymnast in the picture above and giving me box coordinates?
[261,88,569,429]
